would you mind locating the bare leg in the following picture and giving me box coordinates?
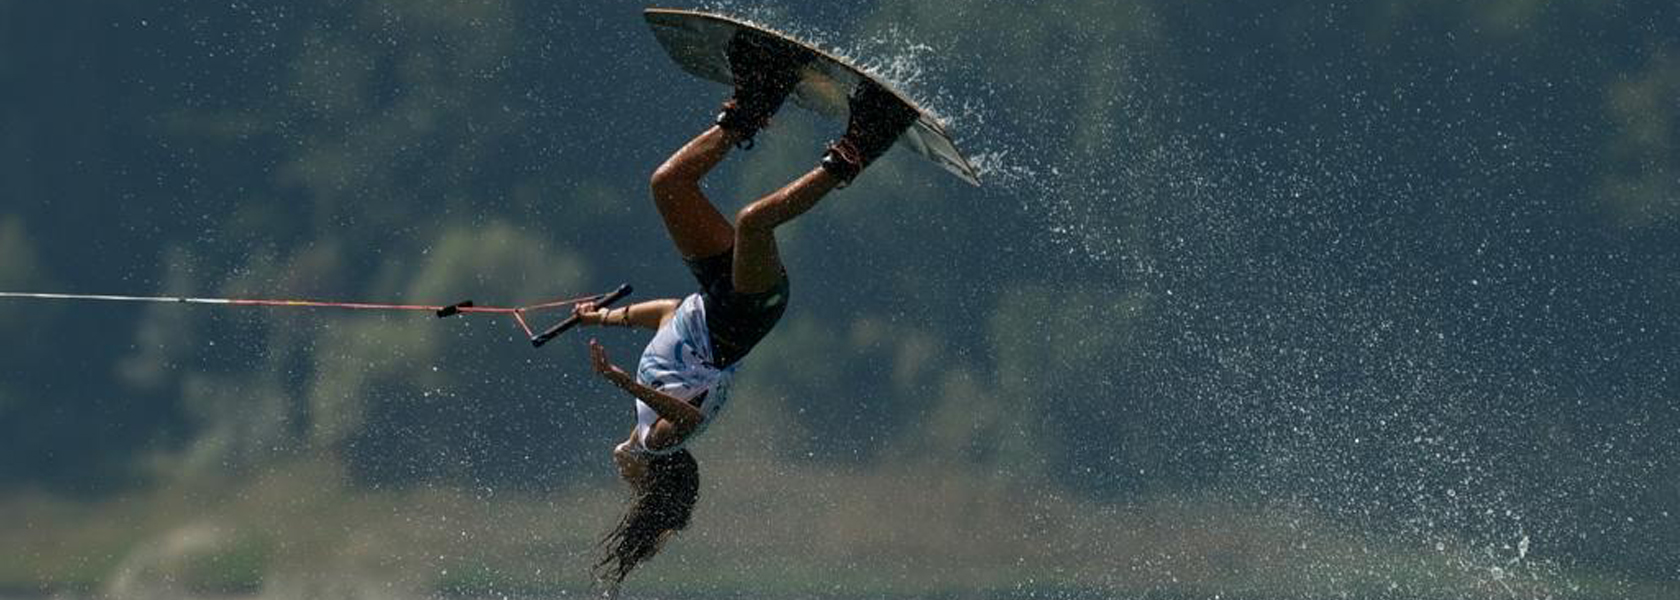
[649,126,744,260]
[732,166,843,293]
[653,124,844,295]
[723,80,914,291]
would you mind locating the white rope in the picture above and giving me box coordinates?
[0,291,230,304]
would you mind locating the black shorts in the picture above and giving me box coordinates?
[684,249,789,368]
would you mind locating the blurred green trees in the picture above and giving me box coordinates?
[1,0,1676,592]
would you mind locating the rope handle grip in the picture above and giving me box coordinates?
[530,284,633,348]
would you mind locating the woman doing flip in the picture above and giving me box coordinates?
[570,31,918,591]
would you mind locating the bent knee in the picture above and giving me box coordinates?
[735,202,777,234]
[650,162,699,198]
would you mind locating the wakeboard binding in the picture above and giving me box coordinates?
[821,80,920,184]
[716,30,815,148]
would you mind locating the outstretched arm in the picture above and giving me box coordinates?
[589,338,702,434]
[574,298,682,331]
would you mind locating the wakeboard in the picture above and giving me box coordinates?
[644,8,981,186]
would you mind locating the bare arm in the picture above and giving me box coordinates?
[574,298,682,331]
[588,338,702,433]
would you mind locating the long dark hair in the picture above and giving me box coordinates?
[594,448,700,591]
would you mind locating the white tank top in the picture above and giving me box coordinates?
[629,293,736,455]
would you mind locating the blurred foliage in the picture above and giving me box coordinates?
[1599,50,1678,227]
[1,0,1677,596]
[0,217,48,335]
[0,217,42,287]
